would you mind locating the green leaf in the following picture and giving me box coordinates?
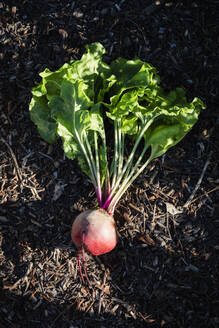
[89,104,105,136]
[31,83,47,97]
[29,97,57,144]
[146,123,186,158]
[110,90,139,117]
[121,115,138,135]
[39,63,71,79]
[143,89,206,159]
[56,122,81,160]
[30,42,205,205]
[66,43,113,102]
[108,58,160,107]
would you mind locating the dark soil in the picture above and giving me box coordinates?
[0,1,219,327]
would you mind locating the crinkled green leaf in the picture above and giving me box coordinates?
[121,115,138,135]
[109,90,139,117]
[48,81,101,161]
[89,104,105,137]
[29,43,113,184]
[143,89,206,159]
[29,97,57,144]
[35,63,72,100]
[65,43,113,102]
[31,83,47,98]
[108,58,160,108]
[145,123,186,158]
[56,123,81,160]
[30,41,205,193]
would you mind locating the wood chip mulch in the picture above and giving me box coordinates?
[0,1,219,327]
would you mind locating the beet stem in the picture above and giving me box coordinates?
[82,246,92,287]
[82,232,92,287]
[102,196,112,210]
[77,251,85,284]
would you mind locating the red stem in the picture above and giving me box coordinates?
[77,251,85,284]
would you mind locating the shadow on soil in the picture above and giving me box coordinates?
[0,198,218,328]
[0,289,148,328]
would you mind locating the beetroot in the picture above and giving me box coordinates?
[71,208,117,256]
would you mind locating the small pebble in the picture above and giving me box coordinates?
[54,161,60,168]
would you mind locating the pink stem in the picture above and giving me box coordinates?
[102,195,112,210]
[77,251,85,284]
[95,187,102,207]
[82,247,92,287]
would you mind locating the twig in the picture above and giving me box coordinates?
[188,185,219,206]
[183,151,213,208]
[0,138,23,183]
[98,269,108,314]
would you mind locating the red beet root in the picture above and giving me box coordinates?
[71,208,117,256]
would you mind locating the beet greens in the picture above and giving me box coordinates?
[30,42,205,215]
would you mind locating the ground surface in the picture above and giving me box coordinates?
[0,1,219,327]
